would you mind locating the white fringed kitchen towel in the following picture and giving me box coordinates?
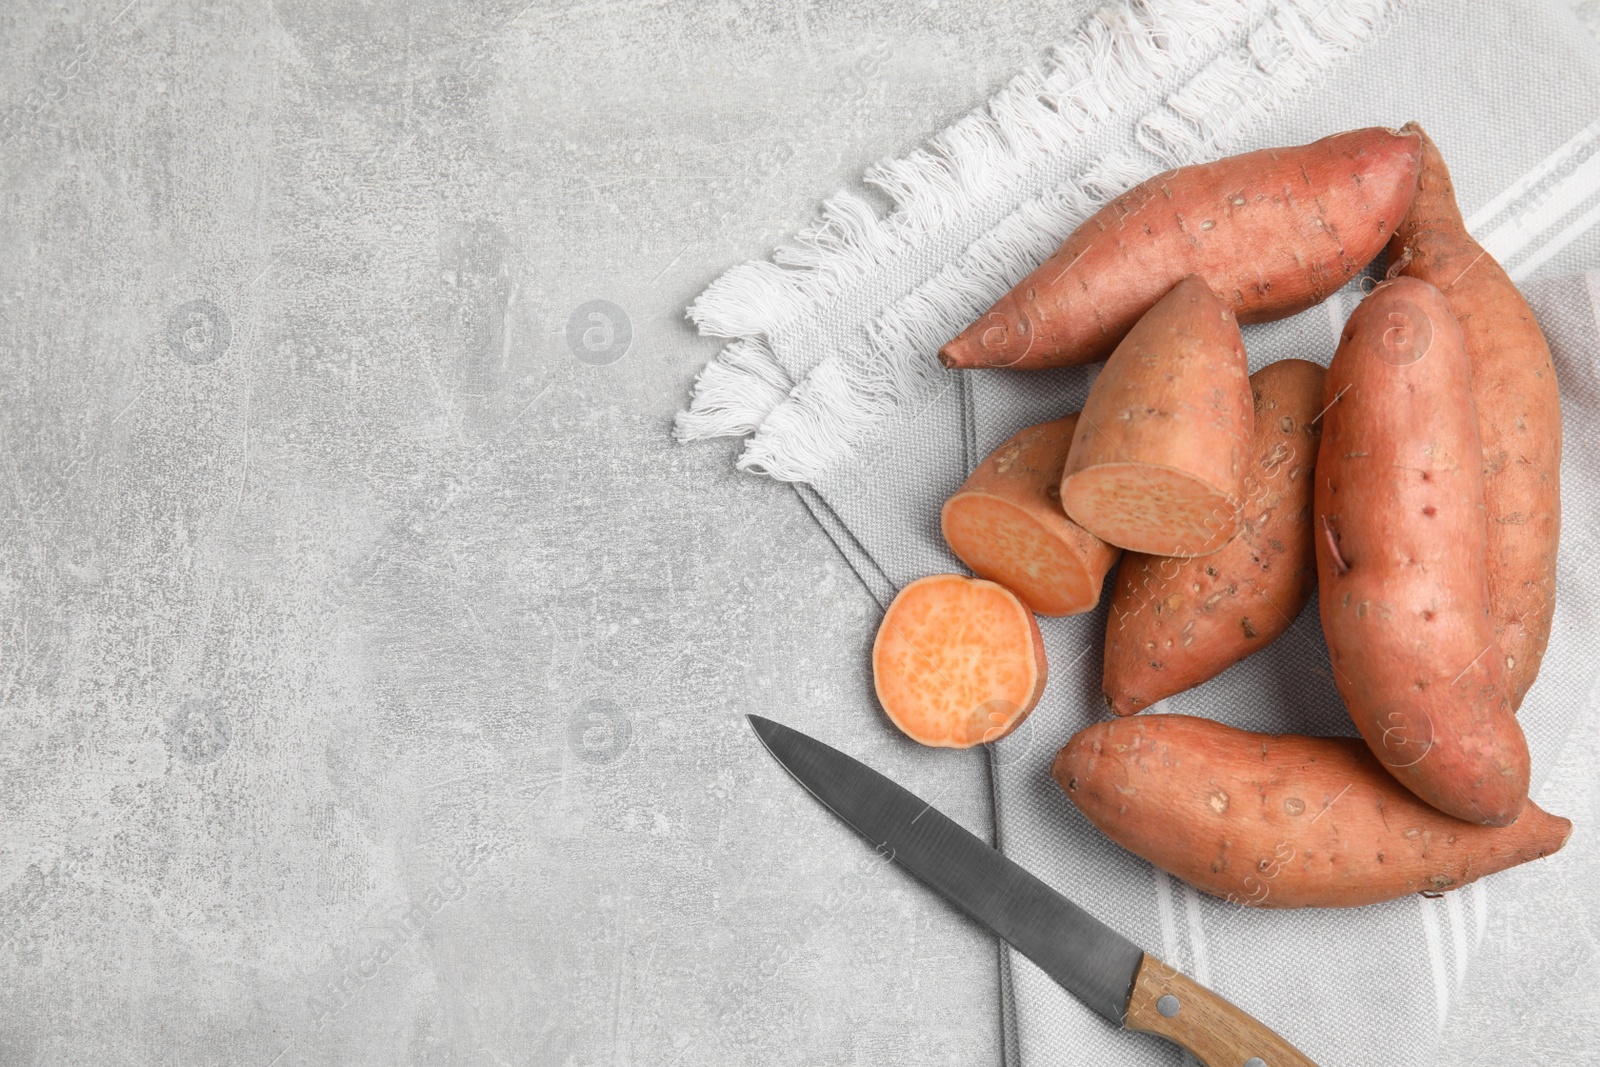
[677,1,1600,1064]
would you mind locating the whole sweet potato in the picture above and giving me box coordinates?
[1316,277,1529,826]
[1060,275,1252,557]
[1103,359,1324,714]
[1387,123,1561,709]
[942,414,1121,616]
[940,127,1423,370]
[1054,715,1570,909]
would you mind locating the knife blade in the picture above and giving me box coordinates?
[748,715,1320,1067]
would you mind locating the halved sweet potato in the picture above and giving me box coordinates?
[872,575,1046,748]
[1060,275,1253,556]
[942,414,1121,616]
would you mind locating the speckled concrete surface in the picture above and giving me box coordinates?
[1,2,1596,1065]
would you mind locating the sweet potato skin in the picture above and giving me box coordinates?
[941,414,1121,616]
[1387,124,1561,709]
[873,575,1048,748]
[1104,359,1324,714]
[1060,275,1253,556]
[941,127,1423,370]
[1054,715,1571,909]
[1316,277,1530,826]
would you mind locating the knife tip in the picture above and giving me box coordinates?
[745,714,784,747]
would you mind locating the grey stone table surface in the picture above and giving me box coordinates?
[1,2,1597,1065]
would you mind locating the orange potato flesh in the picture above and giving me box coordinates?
[940,126,1422,370]
[1060,275,1253,556]
[1104,359,1325,715]
[1054,715,1572,909]
[1061,465,1238,557]
[872,575,1047,748]
[1316,277,1530,826]
[1387,124,1561,710]
[941,414,1121,616]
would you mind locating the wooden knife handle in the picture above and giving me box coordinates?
[1124,953,1320,1067]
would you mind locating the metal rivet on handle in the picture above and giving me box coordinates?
[1156,994,1181,1017]
[1244,1058,1268,1067]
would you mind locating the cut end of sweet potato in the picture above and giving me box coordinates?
[1061,463,1240,556]
[941,494,1102,616]
[872,574,1047,748]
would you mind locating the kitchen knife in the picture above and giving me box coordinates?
[748,715,1319,1067]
